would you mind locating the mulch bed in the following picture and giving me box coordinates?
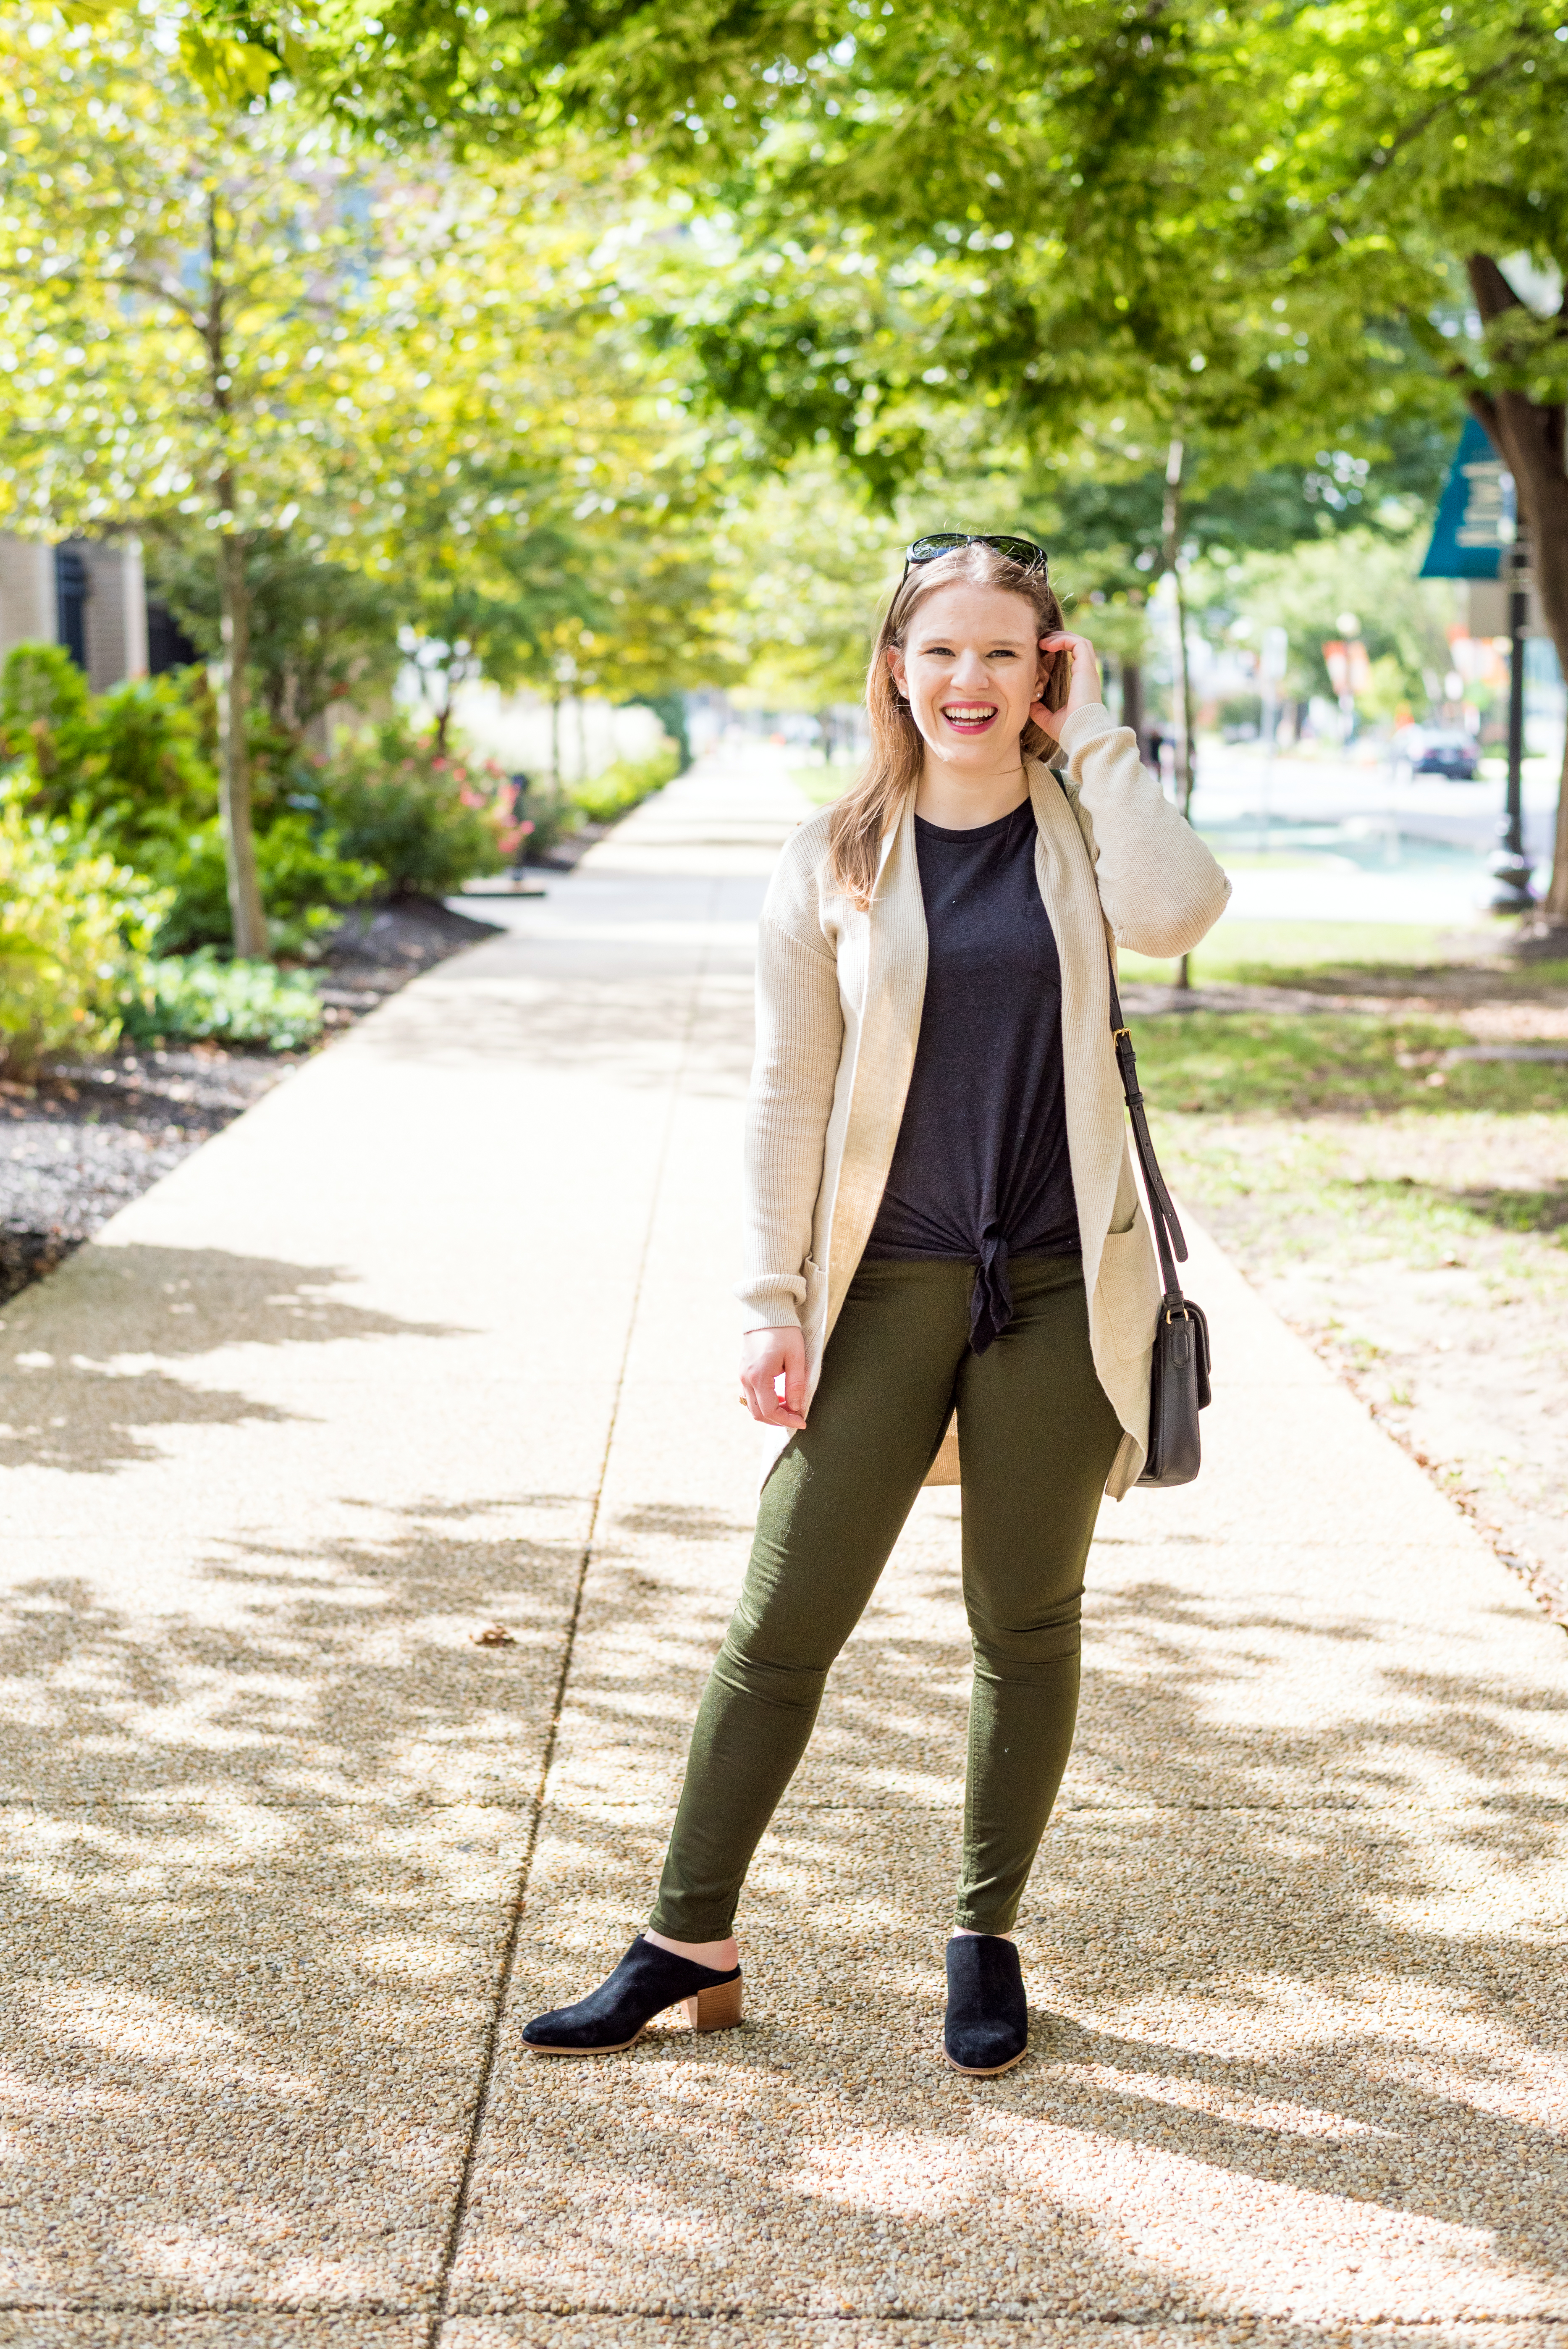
[0,895,499,1307]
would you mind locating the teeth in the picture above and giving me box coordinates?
[944,706,995,719]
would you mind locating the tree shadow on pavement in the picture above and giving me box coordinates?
[0,1497,589,2315]
[0,1243,467,1474]
[476,1493,1568,2331]
[5,1452,1566,2331]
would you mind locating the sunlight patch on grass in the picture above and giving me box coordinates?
[1135,1012,1568,1119]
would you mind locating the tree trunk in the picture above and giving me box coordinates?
[1466,255,1568,928]
[1173,572,1196,818]
[434,688,453,753]
[1121,655,1146,757]
[1161,440,1196,815]
[1162,436,1197,987]
[216,529,267,958]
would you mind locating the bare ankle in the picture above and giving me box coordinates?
[645,1927,739,1970]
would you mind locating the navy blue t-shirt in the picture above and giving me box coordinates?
[863,800,1079,1351]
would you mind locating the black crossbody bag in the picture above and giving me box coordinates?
[1107,965,1211,1486]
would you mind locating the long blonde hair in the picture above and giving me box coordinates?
[827,541,1069,907]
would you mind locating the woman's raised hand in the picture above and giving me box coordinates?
[1030,633,1102,738]
[739,1325,808,1429]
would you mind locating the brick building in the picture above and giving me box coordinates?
[0,532,195,689]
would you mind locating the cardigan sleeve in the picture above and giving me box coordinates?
[1053,702,1231,957]
[735,842,846,1330]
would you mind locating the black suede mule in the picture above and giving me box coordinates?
[522,1936,743,2056]
[943,1933,1029,2075]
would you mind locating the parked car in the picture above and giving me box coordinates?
[1396,727,1480,780]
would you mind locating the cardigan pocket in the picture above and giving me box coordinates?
[1096,1216,1162,1361]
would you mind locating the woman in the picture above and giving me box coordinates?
[524,533,1230,2073]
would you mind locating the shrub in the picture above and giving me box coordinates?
[0,643,380,955]
[144,535,401,738]
[317,721,509,897]
[123,952,323,1051]
[148,813,382,958]
[620,693,692,772]
[0,789,167,1075]
[566,743,680,825]
[515,783,579,859]
[0,642,215,852]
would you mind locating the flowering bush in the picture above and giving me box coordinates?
[0,788,168,1074]
[316,721,510,898]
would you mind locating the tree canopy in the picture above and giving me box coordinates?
[217,0,1568,891]
[11,0,1568,914]
[0,6,739,942]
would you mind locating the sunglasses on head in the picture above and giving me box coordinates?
[902,531,1049,580]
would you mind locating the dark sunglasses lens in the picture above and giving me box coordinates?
[907,534,968,563]
[986,535,1046,568]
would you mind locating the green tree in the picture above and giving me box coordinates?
[0,7,415,951]
[715,459,901,743]
[311,153,742,749]
[147,535,401,741]
[1220,2,1568,921]
[1185,528,1461,718]
[0,13,741,949]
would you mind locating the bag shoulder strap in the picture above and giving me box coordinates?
[1107,957,1188,1299]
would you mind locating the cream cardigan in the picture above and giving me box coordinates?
[737,702,1231,1499]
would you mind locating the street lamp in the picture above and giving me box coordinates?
[1488,531,1535,914]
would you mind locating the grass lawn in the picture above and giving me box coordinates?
[1134,1011,1568,1122]
[1117,917,1562,988]
[1128,947,1568,1619]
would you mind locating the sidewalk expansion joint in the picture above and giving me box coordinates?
[15,2311,1568,2330]
[425,901,718,2349]
[0,2299,433,2317]
[435,2300,1568,2330]
[7,2297,1567,2328]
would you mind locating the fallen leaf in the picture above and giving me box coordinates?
[471,1622,516,1647]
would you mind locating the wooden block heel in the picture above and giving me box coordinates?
[684,1976,743,2033]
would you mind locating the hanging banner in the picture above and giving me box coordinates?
[1419,416,1513,580]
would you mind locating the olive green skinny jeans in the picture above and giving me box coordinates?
[648,1252,1124,1940]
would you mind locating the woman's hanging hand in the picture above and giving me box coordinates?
[1031,633,1102,739]
[739,1326,808,1428]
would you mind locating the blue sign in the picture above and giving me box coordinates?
[1419,416,1514,580]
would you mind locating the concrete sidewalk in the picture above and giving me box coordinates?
[3,748,1565,2349]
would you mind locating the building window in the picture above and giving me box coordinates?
[147,598,199,675]
[55,546,88,669]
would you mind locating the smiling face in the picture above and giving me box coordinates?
[886,582,1043,775]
